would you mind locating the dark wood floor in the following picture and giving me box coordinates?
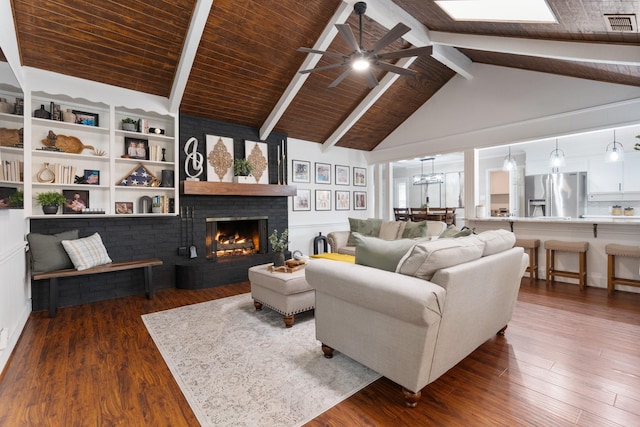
[1,279,639,426]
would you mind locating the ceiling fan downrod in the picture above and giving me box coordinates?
[354,2,367,51]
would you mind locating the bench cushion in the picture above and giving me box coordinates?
[61,232,112,271]
[27,229,79,274]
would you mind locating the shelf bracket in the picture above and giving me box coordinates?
[593,223,597,238]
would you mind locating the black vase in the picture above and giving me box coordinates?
[41,204,59,215]
[34,104,51,119]
[273,252,285,267]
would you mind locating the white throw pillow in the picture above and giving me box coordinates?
[396,235,485,280]
[61,232,112,271]
[476,229,515,256]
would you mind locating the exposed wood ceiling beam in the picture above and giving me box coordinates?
[169,0,214,114]
[432,44,473,80]
[259,2,353,141]
[322,56,417,151]
[430,31,640,66]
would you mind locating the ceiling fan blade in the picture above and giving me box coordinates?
[297,47,346,59]
[371,23,411,54]
[365,69,379,89]
[376,46,431,61]
[328,68,352,88]
[299,62,347,74]
[335,23,361,53]
[374,61,417,76]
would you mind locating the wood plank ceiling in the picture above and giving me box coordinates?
[5,0,640,151]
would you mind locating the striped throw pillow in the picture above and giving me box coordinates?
[61,232,112,271]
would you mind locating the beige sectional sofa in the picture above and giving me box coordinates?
[327,219,447,256]
[305,229,528,407]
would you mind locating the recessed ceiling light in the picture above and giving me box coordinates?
[435,0,557,23]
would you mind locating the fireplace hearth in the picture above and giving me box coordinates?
[206,216,268,260]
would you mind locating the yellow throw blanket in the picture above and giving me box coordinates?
[310,253,355,263]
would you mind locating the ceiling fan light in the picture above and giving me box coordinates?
[352,58,370,71]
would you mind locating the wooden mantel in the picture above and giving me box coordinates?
[180,181,297,196]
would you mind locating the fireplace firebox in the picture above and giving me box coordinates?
[206,216,268,260]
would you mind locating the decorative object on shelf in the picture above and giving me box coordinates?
[604,130,624,163]
[138,196,153,213]
[245,140,268,184]
[612,205,622,216]
[35,191,66,215]
[0,98,13,114]
[83,169,100,185]
[184,136,204,181]
[233,158,253,183]
[0,187,22,209]
[34,104,51,119]
[152,202,162,213]
[72,110,99,127]
[62,189,90,214]
[624,207,635,216]
[36,162,56,183]
[161,147,166,162]
[269,228,289,267]
[93,148,106,156]
[0,127,22,146]
[206,135,233,182]
[117,163,161,187]
[121,117,138,131]
[7,189,24,208]
[160,170,174,187]
[63,109,76,123]
[41,130,95,154]
[50,102,61,121]
[115,202,133,214]
[14,98,23,116]
[149,127,165,135]
[123,137,149,160]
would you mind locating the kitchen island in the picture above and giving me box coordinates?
[467,216,640,294]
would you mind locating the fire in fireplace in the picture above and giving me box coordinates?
[206,216,268,260]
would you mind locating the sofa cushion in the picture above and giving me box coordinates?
[353,232,424,272]
[61,232,113,271]
[27,229,79,274]
[347,217,383,246]
[379,220,405,240]
[439,224,473,239]
[396,235,485,280]
[476,229,516,256]
[401,220,428,239]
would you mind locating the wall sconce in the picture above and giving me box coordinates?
[502,145,517,171]
[549,139,565,169]
[605,130,624,162]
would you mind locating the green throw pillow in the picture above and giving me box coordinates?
[440,224,473,238]
[27,229,79,273]
[347,217,383,246]
[402,220,428,239]
[353,232,421,272]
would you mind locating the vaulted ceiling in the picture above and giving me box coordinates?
[2,0,639,151]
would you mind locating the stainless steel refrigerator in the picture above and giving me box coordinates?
[524,172,587,218]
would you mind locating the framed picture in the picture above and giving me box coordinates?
[0,186,18,209]
[293,189,311,211]
[83,169,100,185]
[124,137,149,160]
[354,191,367,210]
[115,202,133,214]
[354,167,366,187]
[72,110,99,127]
[315,162,331,184]
[335,190,350,211]
[63,189,89,214]
[292,159,310,183]
[335,165,349,185]
[315,189,331,211]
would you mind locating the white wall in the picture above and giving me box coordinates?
[368,64,640,164]
[287,138,370,255]
[0,209,30,375]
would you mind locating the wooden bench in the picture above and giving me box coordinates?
[33,258,163,317]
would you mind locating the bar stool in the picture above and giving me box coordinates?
[515,238,540,284]
[545,240,589,290]
[605,244,640,295]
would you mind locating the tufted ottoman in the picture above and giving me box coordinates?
[248,263,314,327]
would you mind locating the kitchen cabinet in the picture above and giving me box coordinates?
[588,151,640,201]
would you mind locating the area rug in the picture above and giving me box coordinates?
[142,293,380,427]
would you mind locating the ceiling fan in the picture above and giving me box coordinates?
[298,1,430,89]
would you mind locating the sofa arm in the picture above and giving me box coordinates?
[327,231,350,253]
[306,259,445,326]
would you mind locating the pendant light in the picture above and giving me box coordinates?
[502,146,517,171]
[605,130,624,162]
[549,139,565,169]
